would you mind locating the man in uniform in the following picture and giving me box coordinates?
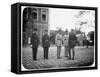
[55,29,62,59]
[42,29,50,59]
[69,29,77,60]
[63,30,69,58]
[31,28,39,60]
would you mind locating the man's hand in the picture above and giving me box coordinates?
[30,44,32,48]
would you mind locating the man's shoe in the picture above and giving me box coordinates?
[57,57,60,59]
[65,56,69,57]
[68,57,71,60]
[72,58,74,60]
[33,59,37,60]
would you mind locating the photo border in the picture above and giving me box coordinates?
[11,2,98,74]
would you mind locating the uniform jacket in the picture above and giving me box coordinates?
[55,33,62,46]
[31,33,39,48]
[69,33,77,48]
[63,34,69,47]
[42,34,50,48]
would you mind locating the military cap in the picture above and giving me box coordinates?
[65,29,68,32]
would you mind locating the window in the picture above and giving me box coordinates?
[41,10,47,21]
[31,8,38,20]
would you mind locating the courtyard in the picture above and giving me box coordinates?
[22,45,94,69]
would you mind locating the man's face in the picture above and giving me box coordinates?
[71,30,75,34]
[71,30,74,33]
[65,31,68,34]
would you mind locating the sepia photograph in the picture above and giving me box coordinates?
[20,4,96,71]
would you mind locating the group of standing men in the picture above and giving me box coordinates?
[30,28,77,61]
[31,28,50,60]
[55,29,77,60]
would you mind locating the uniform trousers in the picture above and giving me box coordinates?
[32,47,38,60]
[57,46,61,58]
[43,47,49,59]
[64,46,69,57]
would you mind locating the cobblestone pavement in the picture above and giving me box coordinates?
[22,45,94,69]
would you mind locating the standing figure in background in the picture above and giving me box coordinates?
[31,28,39,60]
[69,29,77,60]
[86,39,89,48]
[83,39,85,46]
[63,30,69,58]
[55,29,62,59]
[42,29,50,59]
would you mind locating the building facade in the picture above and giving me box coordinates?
[23,7,49,45]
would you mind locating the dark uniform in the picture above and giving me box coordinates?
[69,33,77,48]
[69,32,77,60]
[42,33,50,59]
[31,32,39,60]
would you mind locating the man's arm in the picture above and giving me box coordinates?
[37,35,39,44]
[42,35,44,46]
[48,35,50,46]
[30,34,33,44]
[74,35,77,41]
[68,34,71,45]
[55,35,57,45]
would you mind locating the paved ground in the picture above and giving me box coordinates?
[22,45,94,69]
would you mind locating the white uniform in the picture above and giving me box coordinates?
[63,34,69,57]
[55,33,62,58]
[55,33,62,46]
[63,34,69,47]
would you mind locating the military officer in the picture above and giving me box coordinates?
[63,30,69,58]
[55,29,62,59]
[42,29,50,59]
[69,29,77,60]
[31,28,39,60]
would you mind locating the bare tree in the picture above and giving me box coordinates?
[74,10,95,48]
[74,10,95,38]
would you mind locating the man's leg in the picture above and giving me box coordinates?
[68,47,71,60]
[32,47,34,60]
[32,47,37,60]
[72,48,75,60]
[66,46,69,57]
[57,46,61,59]
[44,47,46,59]
[57,46,59,58]
[65,46,67,57]
[45,47,48,59]
[35,47,38,60]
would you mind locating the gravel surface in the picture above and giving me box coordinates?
[22,45,94,69]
